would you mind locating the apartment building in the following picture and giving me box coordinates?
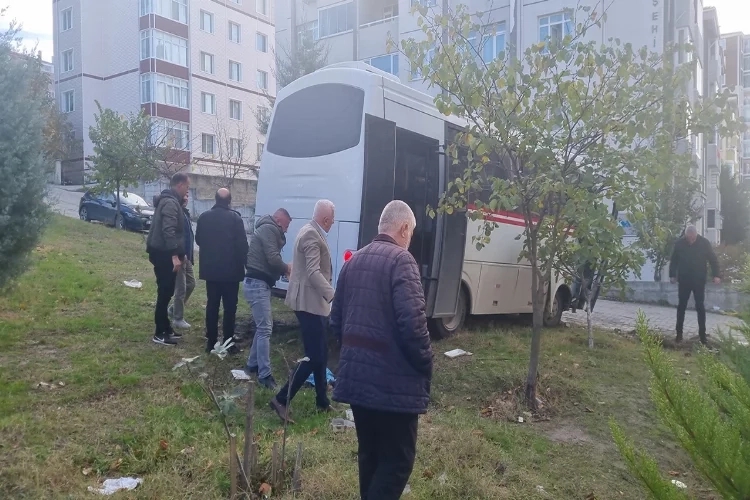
[52,0,275,211]
[722,31,750,184]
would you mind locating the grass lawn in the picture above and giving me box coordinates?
[0,215,715,499]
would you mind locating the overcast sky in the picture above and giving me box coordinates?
[1,0,749,62]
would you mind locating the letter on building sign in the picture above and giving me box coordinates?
[652,0,660,49]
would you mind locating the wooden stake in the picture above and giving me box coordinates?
[229,434,238,499]
[243,381,255,476]
[292,442,303,492]
[271,442,279,486]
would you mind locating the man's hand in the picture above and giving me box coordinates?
[713,277,721,285]
[670,277,677,284]
[172,255,182,273]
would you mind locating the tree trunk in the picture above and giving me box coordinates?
[115,180,122,229]
[583,279,594,349]
[525,263,545,411]
[653,257,663,282]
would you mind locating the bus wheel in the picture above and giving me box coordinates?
[543,290,564,327]
[429,288,468,340]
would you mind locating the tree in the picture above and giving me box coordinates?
[199,117,258,188]
[611,312,750,499]
[0,20,51,287]
[255,27,329,135]
[720,166,750,246]
[401,4,735,408]
[42,97,81,166]
[87,102,158,224]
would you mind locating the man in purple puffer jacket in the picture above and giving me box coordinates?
[331,200,433,500]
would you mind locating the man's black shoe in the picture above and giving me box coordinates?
[153,335,177,346]
[258,375,278,390]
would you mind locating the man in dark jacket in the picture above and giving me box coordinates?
[195,188,249,353]
[244,208,292,389]
[146,172,189,346]
[169,192,195,330]
[331,200,433,500]
[669,225,721,344]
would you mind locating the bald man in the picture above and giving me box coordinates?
[669,225,720,345]
[195,189,249,353]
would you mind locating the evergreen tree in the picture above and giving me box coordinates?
[0,23,51,288]
[611,312,750,499]
[719,166,750,246]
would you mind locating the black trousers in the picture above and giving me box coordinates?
[351,406,419,500]
[276,311,330,408]
[149,252,177,337]
[676,279,707,342]
[205,281,240,345]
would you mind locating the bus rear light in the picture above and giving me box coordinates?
[343,250,353,262]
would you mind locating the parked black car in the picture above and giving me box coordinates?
[79,191,154,231]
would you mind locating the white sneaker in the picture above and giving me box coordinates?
[173,319,191,329]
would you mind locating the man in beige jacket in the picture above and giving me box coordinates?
[270,200,336,421]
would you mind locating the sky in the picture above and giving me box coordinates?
[0,0,748,63]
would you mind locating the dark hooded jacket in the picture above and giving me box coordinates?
[245,215,287,287]
[195,202,248,282]
[146,189,185,258]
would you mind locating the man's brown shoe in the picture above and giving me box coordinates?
[269,397,295,424]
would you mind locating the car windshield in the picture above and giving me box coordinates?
[118,192,149,208]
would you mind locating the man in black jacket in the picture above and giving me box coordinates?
[195,188,249,353]
[669,225,721,344]
[331,200,433,500]
[146,173,190,346]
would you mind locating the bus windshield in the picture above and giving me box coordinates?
[266,83,365,158]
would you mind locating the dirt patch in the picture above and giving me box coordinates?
[544,421,594,445]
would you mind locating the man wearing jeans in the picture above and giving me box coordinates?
[146,173,189,346]
[169,192,195,329]
[244,208,292,389]
[270,200,336,422]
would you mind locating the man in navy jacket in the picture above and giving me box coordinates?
[331,200,433,500]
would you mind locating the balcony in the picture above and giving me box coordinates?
[358,1,399,60]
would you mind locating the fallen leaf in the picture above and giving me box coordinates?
[259,482,272,496]
[583,407,594,413]
[109,458,122,471]
[668,471,681,477]
[471,429,484,437]
[159,440,169,451]
[423,469,434,479]
[58,381,65,387]
[309,428,319,436]
[480,407,493,417]
[275,429,284,437]
[82,467,92,476]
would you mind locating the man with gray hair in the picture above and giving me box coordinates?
[270,200,337,421]
[669,224,720,345]
[331,200,432,499]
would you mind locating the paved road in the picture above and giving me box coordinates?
[563,299,743,340]
[46,184,83,219]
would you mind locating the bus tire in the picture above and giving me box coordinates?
[543,289,564,327]
[428,287,468,340]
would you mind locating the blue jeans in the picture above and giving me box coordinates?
[244,278,273,379]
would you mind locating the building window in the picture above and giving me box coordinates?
[696,59,703,97]
[364,54,399,75]
[257,142,264,161]
[141,73,189,109]
[256,32,268,52]
[62,90,74,113]
[229,60,242,82]
[140,0,188,24]
[201,92,216,114]
[297,21,318,44]
[319,2,355,38]
[230,0,241,3]
[62,49,74,72]
[201,51,215,74]
[709,172,719,188]
[410,0,437,6]
[257,105,270,124]
[256,69,268,90]
[481,24,506,62]
[229,99,243,120]
[61,7,73,32]
[539,12,573,44]
[744,73,750,88]
[411,46,435,80]
[151,118,190,150]
[229,22,241,43]
[140,29,189,67]
[707,209,716,229]
[256,0,267,16]
[230,138,243,158]
[202,133,216,155]
[383,4,398,19]
[200,10,214,33]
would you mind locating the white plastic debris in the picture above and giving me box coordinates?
[346,409,354,421]
[517,416,525,423]
[231,369,251,380]
[172,356,200,370]
[330,418,356,432]
[671,480,687,489]
[444,349,473,359]
[402,484,412,495]
[122,280,142,289]
[210,338,236,360]
[438,473,447,486]
[536,485,546,493]
[88,477,143,495]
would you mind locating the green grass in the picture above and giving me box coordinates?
[0,216,714,499]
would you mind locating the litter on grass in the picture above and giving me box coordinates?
[88,477,143,495]
[122,280,142,289]
[444,349,473,359]
[231,369,251,380]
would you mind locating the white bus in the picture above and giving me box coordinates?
[256,62,581,338]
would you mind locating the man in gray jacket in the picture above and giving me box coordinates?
[146,173,190,346]
[244,208,292,389]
